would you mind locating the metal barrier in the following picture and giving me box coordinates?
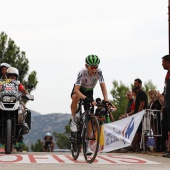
[141,109,162,151]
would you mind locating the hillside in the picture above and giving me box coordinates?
[24,111,71,150]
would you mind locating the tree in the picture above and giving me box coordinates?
[31,139,43,152]
[53,119,71,149]
[110,80,129,121]
[21,143,29,152]
[14,142,29,152]
[0,32,38,93]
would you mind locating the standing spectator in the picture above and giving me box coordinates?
[131,78,148,152]
[161,55,170,158]
[119,90,136,119]
[148,89,166,152]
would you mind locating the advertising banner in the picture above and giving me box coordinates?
[100,110,145,152]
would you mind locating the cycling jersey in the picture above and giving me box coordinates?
[75,68,105,92]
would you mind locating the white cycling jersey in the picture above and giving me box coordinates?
[75,68,105,92]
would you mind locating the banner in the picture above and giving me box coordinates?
[100,110,145,152]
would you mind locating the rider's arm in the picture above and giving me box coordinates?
[19,83,28,95]
[100,83,108,101]
[109,111,114,122]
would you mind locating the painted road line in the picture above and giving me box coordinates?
[0,154,160,164]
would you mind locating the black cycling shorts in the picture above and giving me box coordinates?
[71,85,93,98]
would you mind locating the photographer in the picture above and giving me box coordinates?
[95,98,116,125]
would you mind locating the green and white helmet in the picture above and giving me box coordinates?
[85,55,100,66]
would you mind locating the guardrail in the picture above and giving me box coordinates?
[141,109,162,151]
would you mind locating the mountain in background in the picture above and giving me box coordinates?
[24,110,71,150]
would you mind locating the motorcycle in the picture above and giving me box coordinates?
[0,80,34,154]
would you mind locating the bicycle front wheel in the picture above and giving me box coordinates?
[70,131,81,160]
[82,114,100,163]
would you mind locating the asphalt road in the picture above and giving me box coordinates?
[0,151,169,170]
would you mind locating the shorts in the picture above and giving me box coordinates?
[71,85,93,99]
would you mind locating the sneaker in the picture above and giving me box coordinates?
[86,146,93,156]
[70,121,77,132]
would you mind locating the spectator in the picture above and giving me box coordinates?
[95,98,116,125]
[119,89,136,119]
[131,78,148,152]
[0,63,11,80]
[161,55,170,158]
[148,89,166,152]
[95,98,116,151]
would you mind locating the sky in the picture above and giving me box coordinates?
[0,0,169,114]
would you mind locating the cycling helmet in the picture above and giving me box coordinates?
[7,67,19,79]
[0,63,11,69]
[45,133,52,137]
[85,55,100,66]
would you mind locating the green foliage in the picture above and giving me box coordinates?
[110,80,129,120]
[143,79,156,97]
[31,139,43,152]
[0,32,38,93]
[21,143,29,152]
[14,142,29,152]
[53,119,71,149]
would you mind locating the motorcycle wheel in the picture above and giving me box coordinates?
[5,119,12,154]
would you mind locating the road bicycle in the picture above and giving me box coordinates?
[70,99,100,163]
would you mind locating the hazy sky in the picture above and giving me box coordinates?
[0,0,168,114]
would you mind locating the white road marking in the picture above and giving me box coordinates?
[0,154,160,164]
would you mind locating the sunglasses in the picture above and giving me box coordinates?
[88,66,98,70]
[8,74,17,77]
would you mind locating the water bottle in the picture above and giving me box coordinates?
[106,112,110,123]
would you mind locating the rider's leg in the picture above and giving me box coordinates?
[71,94,80,121]
[51,142,54,152]
[70,94,80,132]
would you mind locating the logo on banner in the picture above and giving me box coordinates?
[122,117,135,144]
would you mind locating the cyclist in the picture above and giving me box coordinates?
[0,63,11,80]
[70,55,109,155]
[42,133,55,152]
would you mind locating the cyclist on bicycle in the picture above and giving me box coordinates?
[42,132,55,152]
[70,55,109,155]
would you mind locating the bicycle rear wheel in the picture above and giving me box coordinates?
[70,130,81,160]
[82,114,100,163]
